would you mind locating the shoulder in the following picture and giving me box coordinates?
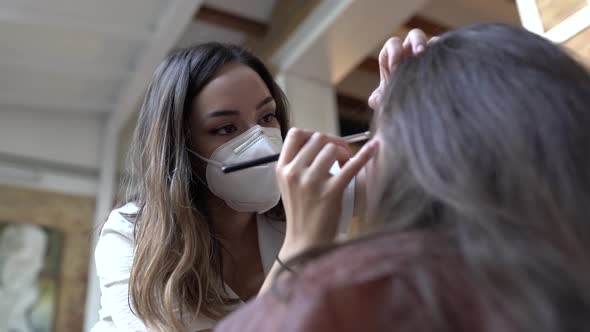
[297,231,430,287]
[217,232,478,332]
[261,231,449,303]
[100,202,138,241]
[94,203,140,279]
[293,232,474,314]
[94,203,137,261]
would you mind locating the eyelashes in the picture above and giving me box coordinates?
[210,124,238,136]
[208,110,278,136]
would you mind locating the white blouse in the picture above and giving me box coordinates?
[90,203,285,332]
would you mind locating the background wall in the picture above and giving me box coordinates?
[0,110,102,196]
[0,185,95,332]
[0,110,102,170]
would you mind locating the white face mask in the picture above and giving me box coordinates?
[192,125,283,213]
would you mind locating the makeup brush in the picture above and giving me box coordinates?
[221,131,371,173]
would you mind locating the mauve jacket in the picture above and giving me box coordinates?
[215,231,499,332]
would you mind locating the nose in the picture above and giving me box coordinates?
[245,116,260,129]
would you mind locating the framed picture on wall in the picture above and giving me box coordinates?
[0,222,64,332]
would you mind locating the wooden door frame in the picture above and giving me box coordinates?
[516,0,590,43]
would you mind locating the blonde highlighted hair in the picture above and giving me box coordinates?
[124,43,289,331]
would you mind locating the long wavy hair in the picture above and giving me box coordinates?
[125,43,289,331]
[287,23,590,331]
[375,23,590,331]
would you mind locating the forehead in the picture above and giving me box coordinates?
[194,63,271,110]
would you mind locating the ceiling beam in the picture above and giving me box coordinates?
[358,57,380,73]
[194,5,269,38]
[336,93,372,123]
[337,93,369,110]
[405,15,449,36]
[273,0,429,84]
[357,15,450,73]
[243,0,322,64]
[419,0,520,28]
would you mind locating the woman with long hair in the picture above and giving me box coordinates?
[217,23,590,332]
[92,44,290,332]
[91,33,431,331]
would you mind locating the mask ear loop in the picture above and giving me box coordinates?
[185,148,225,212]
[187,148,223,168]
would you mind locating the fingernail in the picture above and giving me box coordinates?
[366,140,378,150]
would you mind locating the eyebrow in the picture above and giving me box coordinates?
[256,96,274,110]
[206,110,240,118]
[206,97,274,118]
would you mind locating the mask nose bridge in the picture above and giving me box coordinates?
[234,130,264,155]
[193,125,280,169]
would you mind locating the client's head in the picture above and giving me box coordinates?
[366,23,590,329]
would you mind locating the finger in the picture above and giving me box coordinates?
[386,37,403,78]
[378,48,388,83]
[291,132,349,167]
[378,37,402,82]
[278,128,313,166]
[331,140,379,192]
[368,89,382,110]
[368,80,384,109]
[403,29,428,55]
[308,143,351,178]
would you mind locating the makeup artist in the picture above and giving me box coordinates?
[90,30,432,332]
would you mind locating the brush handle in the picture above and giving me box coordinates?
[221,153,280,173]
[221,131,371,173]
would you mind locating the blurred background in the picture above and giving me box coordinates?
[0,0,587,331]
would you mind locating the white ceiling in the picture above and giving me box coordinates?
[0,0,170,114]
[0,0,279,116]
[0,0,519,116]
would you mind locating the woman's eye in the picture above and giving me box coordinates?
[260,113,277,124]
[211,124,238,136]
